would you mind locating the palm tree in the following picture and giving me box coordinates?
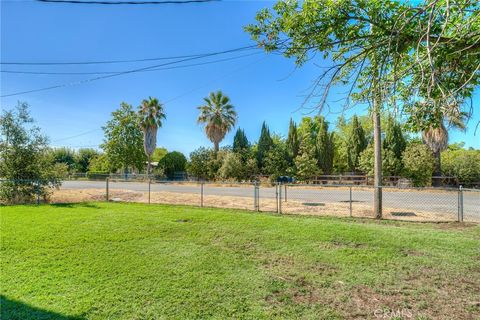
[197,91,237,153]
[422,107,465,186]
[138,97,166,177]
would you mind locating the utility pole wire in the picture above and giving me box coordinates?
[1,45,260,97]
[37,0,219,5]
[45,55,266,145]
[1,51,261,75]
[1,46,252,66]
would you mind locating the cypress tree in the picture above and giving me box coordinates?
[257,121,274,171]
[286,118,300,161]
[233,128,250,153]
[383,116,406,159]
[316,117,335,174]
[347,115,367,172]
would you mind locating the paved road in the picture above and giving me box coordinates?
[61,180,479,219]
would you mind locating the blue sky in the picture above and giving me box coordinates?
[1,0,478,155]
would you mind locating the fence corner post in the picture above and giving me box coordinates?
[105,177,109,202]
[458,185,464,222]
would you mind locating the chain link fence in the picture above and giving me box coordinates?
[1,179,479,223]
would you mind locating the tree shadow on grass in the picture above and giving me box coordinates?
[50,202,101,209]
[0,295,85,320]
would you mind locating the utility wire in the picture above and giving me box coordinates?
[1,45,260,98]
[48,55,266,145]
[0,47,252,66]
[51,128,102,142]
[37,0,219,5]
[1,51,261,75]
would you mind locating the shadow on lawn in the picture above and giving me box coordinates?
[1,295,85,320]
[50,203,101,209]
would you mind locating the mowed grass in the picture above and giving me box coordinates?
[1,203,479,320]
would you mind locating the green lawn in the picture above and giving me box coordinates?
[1,203,479,320]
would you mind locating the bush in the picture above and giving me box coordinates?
[88,154,111,173]
[402,143,435,187]
[263,143,291,182]
[359,145,403,177]
[294,153,320,182]
[187,147,213,180]
[442,149,480,186]
[75,148,100,173]
[218,152,244,181]
[159,151,187,179]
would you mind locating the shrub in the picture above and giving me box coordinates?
[218,152,244,181]
[159,151,187,179]
[294,152,320,182]
[442,149,480,186]
[187,147,213,180]
[359,145,403,177]
[75,148,100,173]
[263,143,291,181]
[402,143,435,187]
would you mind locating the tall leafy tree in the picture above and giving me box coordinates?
[0,103,64,203]
[256,121,274,171]
[347,115,367,173]
[316,117,335,175]
[232,128,249,153]
[102,103,145,175]
[138,97,166,177]
[246,0,480,217]
[286,118,300,161]
[197,91,237,153]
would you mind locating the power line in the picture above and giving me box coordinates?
[51,128,101,142]
[1,51,261,75]
[49,55,266,145]
[0,47,248,66]
[37,0,219,5]
[0,45,260,97]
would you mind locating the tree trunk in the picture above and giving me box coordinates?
[373,99,383,219]
[214,141,219,153]
[432,150,441,187]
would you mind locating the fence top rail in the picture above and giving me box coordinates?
[284,183,465,192]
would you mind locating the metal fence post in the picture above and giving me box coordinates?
[284,184,287,202]
[148,179,151,204]
[458,185,464,222]
[201,182,204,207]
[253,182,257,211]
[275,183,279,213]
[256,182,260,211]
[278,183,282,214]
[36,180,40,205]
[349,186,352,217]
[105,177,109,202]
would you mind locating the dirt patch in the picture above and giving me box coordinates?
[51,188,478,223]
[263,264,480,319]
